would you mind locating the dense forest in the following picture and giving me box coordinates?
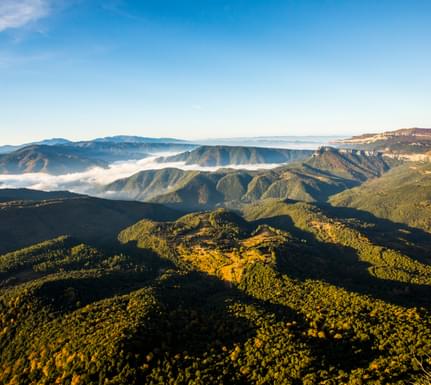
[1,188,431,384]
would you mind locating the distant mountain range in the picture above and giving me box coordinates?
[2,128,428,176]
[0,140,314,175]
[91,135,189,144]
[0,141,197,175]
[0,135,188,154]
[0,145,108,175]
[0,138,72,154]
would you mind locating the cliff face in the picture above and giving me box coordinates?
[313,146,383,157]
[333,128,431,156]
[337,128,431,144]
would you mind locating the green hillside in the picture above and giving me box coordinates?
[157,145,313,166]
[1,202,430,384]
[307,147,394,181]
[104,147,393,210]
[330,161,431,233]
[104,168,199,201]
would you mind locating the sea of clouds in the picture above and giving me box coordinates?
[0,156,282,197]
[0,136,343,197]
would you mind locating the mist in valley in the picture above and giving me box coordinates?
[0,156,282,198]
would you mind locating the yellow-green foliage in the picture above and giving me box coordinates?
[1,203,431,384]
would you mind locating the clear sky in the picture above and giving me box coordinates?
[1,0,430,144]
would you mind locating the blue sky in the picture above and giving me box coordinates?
[1,0,430,144]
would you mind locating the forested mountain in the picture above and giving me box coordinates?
[330,161,431,233]
[104,147,393,210]
[0,136,192,155]
[0,145,108,175]
[1,197,430,384]
[0,191,180,254]
[156,145,313,166]
[0,141,198,175]
[104,168,202,201]
[307,147,394,181]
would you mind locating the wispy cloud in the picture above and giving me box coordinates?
[0,0,50,32]
[101,0,146,22]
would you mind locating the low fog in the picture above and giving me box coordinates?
[0,157,282,197]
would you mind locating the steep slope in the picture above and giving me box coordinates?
[0,145,107,175]
[306,147,393,181]
[104,168,199,201]
[157,145,313,166]
[0,190,180,254]
[330,161,431,233]
[257,167,354,203]
[150,172,226,210]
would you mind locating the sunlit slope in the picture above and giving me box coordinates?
[330,161,431,233]
[119,209,293,283]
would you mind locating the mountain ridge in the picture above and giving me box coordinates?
[156,145,313,167]
[103,147,393,210]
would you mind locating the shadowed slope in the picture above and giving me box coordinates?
[0,189,180,254]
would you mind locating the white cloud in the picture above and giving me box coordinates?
[0,157,282,197]
[0,0,50,32]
